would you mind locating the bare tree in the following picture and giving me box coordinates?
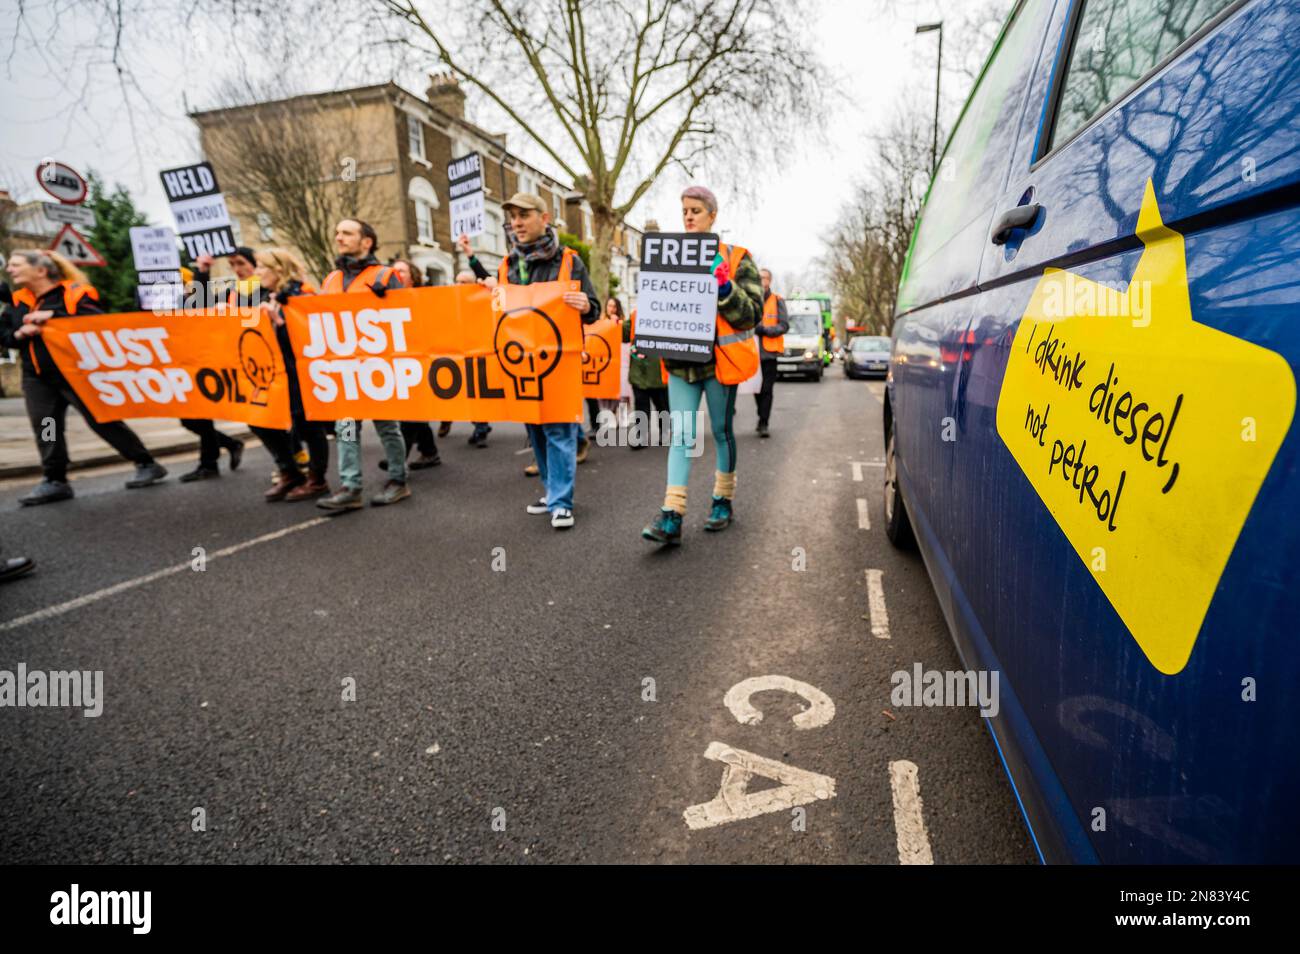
[823,108,930,336]
[372,0,825,297]
[198,82,400,281]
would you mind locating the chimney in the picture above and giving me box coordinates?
[427,72,466,121]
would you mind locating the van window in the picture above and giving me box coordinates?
[905,0,1054,287]
[1048,0,1238,151]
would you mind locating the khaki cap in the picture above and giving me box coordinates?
[501,192,547,214]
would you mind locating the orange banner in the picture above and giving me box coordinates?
[41,309,292,427]
[281,281,584,425]
[581,317,622,400]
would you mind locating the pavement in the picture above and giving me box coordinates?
[0,396,250,478]
[0,372,1037,864]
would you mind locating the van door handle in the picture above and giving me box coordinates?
[990,203,1041,245]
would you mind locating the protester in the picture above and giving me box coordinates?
[314,218,411,513]
[641,186,762,545]
[1,249,167,505]
[622,307,670,450]
[249,248,333,501]
[587,297,625,440]
[380,257,441,471]
[754,268,790,437]
[496,193,600,529]
[452,234,494,448]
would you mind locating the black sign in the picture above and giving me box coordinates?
[159,162,236,259]
[159,162,222,202]
[640,233,719,274]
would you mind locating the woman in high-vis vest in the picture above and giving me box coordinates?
[249,248,333,502]
[1,249,167,506]
[641,186,763,545]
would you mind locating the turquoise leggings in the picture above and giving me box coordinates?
[667,373,737,486]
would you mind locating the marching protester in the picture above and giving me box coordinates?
[451,233,494,448]
[248,248,332,501]
[622,306,670,449]
[380,257,441,471]
[176,248,256,482]
[314,218,411,513]
[2,250,168,505]
[587,297,625,440]
[754,268,789,437]
[496,193,600,529]
[641,186,763,545]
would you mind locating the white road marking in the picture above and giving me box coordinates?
[683,742,836,830]
[723,675,835,730]
[888,760,934,864]
[865,569,890,639]
[514,447,533,455]
[0,518,330,632]
[849,460,885,481]
[857,498,871,530]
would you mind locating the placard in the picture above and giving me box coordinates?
[633,232,719,363]
[448,152,485,239]
[159,161,237,260]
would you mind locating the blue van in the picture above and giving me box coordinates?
[885,0,1299,863]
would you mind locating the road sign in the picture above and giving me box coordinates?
[448,152,486,238]
[35,161,88,204]
[48,224,106,267]
[43,202,97,228]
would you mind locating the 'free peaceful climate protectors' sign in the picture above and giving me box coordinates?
[634,232,719,363]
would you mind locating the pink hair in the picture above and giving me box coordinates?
[680,185,718,214]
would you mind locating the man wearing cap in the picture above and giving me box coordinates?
[498,192,600,530]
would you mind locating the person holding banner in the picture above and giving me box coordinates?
[381,258,441,471]
[2,250,168,505]
[249,248,333,501]
[314,218,411,513]
[754,268,790,438]
[452,233,495,448]
[497,193,600,529]
[641,186,763,545]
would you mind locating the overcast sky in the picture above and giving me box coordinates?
[1,0,1006,291]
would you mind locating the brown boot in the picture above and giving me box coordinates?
[284,477,330,501]
[265,470,304,501]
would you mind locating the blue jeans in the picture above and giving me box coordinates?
[526,422,579,512]
[336,419,406,489]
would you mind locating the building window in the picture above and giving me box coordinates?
[407,115,426,161]
[407,176,440,246]
[256,212,273,241]
[482,208,505,254]
[552,192,563,226]
[519,172,536,196]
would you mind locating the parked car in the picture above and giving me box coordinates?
[844,335,891,378]
[885,0,1299,863]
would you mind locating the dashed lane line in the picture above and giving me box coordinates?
[864,568,890,639]
[0,518,330,633]
[889,760,934,864]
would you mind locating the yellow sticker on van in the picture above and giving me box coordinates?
[995,180,1295,674]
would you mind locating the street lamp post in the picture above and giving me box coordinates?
[915,21,943,178]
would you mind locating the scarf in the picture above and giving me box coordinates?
[509,226,560,266]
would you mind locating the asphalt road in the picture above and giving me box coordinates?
[0,369,1036,864]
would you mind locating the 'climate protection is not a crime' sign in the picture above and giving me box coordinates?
[634,232,719,363]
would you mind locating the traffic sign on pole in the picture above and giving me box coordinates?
[43,202,97,228]
[35,160,89,204]
[48,224,107,267]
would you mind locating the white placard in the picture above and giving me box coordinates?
[633,232,720,363]
[448,152,485,238]
[129,226,181,271]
